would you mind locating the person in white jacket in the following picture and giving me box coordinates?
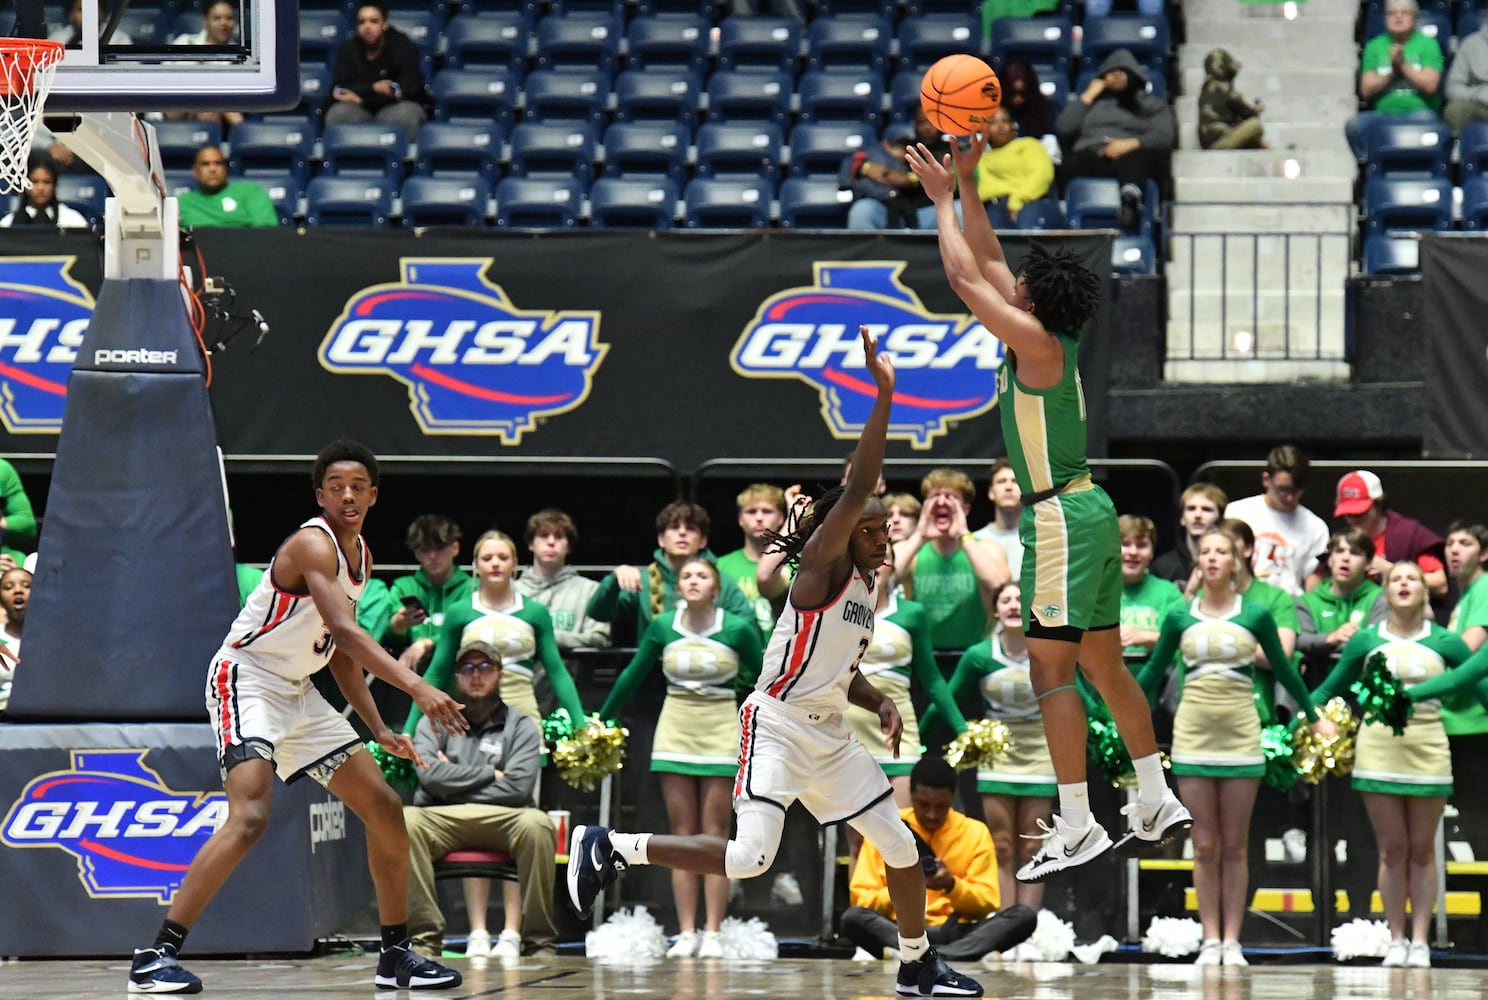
[1,158,90,229]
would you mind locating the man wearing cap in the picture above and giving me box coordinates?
[404,640,558,959]
[841,106,951,230]
[1334,470,1448,597]
[1224,445,1331,596]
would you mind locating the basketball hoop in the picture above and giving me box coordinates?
[0,38,66,195]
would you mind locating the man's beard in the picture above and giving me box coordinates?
[462,689,504,722]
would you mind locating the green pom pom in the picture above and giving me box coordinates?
[542,708,577,747]
[365,741,416,790]
[1261,724,1298,791]
[1351,652,1412,736]
[1087,711,1134,788]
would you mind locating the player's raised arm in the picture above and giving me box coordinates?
[945,128,1018,301]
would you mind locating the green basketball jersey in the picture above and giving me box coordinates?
[996,332,1090,495]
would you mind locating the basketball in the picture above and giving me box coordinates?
[919,54,1002,136]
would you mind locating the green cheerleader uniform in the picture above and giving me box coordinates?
[600,608,763,777]
[1138,594,1316,778]
[1310,622,1481,796]
[846,594,967,775]
[938,630,1054,796]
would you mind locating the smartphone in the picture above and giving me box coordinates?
[400,595,427,615]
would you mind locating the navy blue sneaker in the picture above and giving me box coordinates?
[373,943,462,990]
[127,943,203,994]
[566,824,624,918]
[896,947,983,997]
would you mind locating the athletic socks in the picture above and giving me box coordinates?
[609,832,652,865]
[154,920,189,952]
[898,933,930,963]
[1058,782,1091,829]
[381,924,409,952]
[1132,754,1167,807]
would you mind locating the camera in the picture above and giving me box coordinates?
[920,855,938,876]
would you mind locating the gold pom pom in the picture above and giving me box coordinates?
[943,718,1013,771]
[1292,697,1356,784]
[553,716,629,791]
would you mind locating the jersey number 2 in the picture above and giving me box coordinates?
[849,636,869,673]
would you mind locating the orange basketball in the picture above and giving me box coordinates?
[919,54,1002,136]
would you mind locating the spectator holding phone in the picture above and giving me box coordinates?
[326,3,432,142]
[386,515,475,672]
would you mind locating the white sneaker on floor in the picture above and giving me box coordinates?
[464,930,491,958]
[772,872,804,905]
[667,931,699,958]
[1406,942,1431,968]
[491,930,522,959]
[1015,814,1113,882]
[1116,791,1194,856]
[852,947,877,962]
[1193,940,1222,966]
[697,931,724,959]
[1221,941,1247,966]
[1381,938,1408,967]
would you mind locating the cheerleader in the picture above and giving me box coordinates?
[1138,529,1318,966]
[1310,561,1485,968]
[598,558,763,958]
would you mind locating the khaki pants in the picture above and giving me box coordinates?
[1209,118,1266,150]
[404,803,558,951]
[1445,99,1488,133]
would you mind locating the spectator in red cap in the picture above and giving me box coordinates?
[1334,470,1447,597]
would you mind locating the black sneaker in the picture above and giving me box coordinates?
[127,943,203,994]
[896,947,983,997]
[373,943,462,990]
[567,824,625,918]
[1118,183,1143,232]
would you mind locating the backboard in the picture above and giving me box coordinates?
[27,0,298,112]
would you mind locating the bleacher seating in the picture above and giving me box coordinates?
[613,69,703,126]
[295,66,332,118]
[521,68,612,125]
[253,175,301,226]
[432,68,521,125]
[778,176,853,228]
[1362,177,1453,234]
[228,118,317,187]
[787,122,877,176]
[494,176,585,227]
[1460,122,1488,181]
[602,121,692,182]
[625,14,711,72]
[706,70,795,125]
[415,121,506,182]
[306,175,395,226]
[695,122,786,182]
[895,15,980,74]
[1362,233,1421,274]
[508,121,600,181]
[1463,177,1488,231]
[990,16,1075,82]
[54,174,109,221]
[589,176,680,228]
[298,9,349,67]
[1111,234,1158,274]
[444,13,532,72]
[1080,14,1169,76]
[806,16,893,73]
[535,14,621,72]
[152,121,221,172]
[797,70,884,124]
[400,176,492,227]
[320,122,411,180]
[1364,118,1453,179]
[683,177,773,228]
[716,16,803,73]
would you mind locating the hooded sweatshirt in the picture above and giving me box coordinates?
[1296,578,1387,667]
[514,564,612,650]
[1198,48,1261,148]
[1056,49,1175,156]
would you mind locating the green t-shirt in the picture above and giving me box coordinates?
[716,548,775,639]
[1121,573,1184,663]
[1442,574,1488,735]
[177,181,280,228]
[0,459,37,551]
[1360,31,1445,113]
[912,544,989,652]
[997,331,1090,496]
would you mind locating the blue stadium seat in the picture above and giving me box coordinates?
[400,176,492,228]
[54,173,108,221]
[1362,176,1452,233]
[1064,176,1155,236]
[494,176,585,227]
[695,122,785,182]
[1080,15,1169,76]
[602,121,692,183]
[1364,117,1452,178]
[153,121,221,172]
[306,176,394,226]
[320,122,411,180]
[1362,233,1420,274]
[250,175,301,225]
[778,177,853,228]
[625,14,710,73]
[298,10,349,67]
[807,16,893,73]
[613,69,703,126]
[683,177,773,228]
[716,16,803,73]
[813,0,898,18]
[797,70,884,125]
[392,8,444,58]
[227,119,317,186]
[1459,121,1488,180]
[706,70,794,124]
[1009,196,1065,229]
[1110,234,1156,274]
[535,15,621,73]
[634,0,726,17]
[1463,177,1488,230]
[906,0,989,15]
[116,6,168,45]
[888,70,925,122]
[455,0,542,16]
[521,69,612,125]
[432,69,521,126]
[162,171,195,200]
[508,122,600,181]
[296,66,332,118]
[990,17,1074,81]
[444,13,532,72]
[588,177,680,228]
[548,0,627,16]
[896,16,980,74]
[1460,4,1485,40]
[415,122,506,182]
[787,121,877,176]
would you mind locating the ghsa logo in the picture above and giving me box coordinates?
[319,258,607,443]
[1,750,226,902]
[0,258,96,434]
[730,262,1005,448]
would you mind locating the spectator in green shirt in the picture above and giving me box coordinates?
[1347,0,1444,156]
[177,146,279,229]
[387,514,475,671]
[0,458,38,562]
[1296,529,1387,685]
[715,483,787,639]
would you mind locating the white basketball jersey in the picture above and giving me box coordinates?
[221,516,369,681]
[756,566,876,715]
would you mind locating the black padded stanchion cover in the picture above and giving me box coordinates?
[9,278,239,720]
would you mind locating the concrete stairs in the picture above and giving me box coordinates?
[1165,0,1360,383]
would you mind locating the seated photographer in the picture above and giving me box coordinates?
[841,757,1036,961]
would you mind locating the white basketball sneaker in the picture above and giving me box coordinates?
[1015,814,1113,883]
[1115,791,1193,856]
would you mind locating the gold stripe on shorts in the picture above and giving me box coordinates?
[1030,499,1070,627]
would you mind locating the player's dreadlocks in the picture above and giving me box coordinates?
[1020,243,1102,337]
[761,485,848,570]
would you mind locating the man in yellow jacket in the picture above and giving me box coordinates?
[842,756,1037,961]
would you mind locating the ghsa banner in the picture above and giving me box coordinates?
[731,262,1005,449]
[0,258,95,434]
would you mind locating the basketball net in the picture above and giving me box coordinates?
[0,38,65,195]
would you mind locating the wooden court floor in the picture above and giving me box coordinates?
[4,953,1475,999]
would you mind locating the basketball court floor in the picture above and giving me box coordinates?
[4,953,1470,999]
